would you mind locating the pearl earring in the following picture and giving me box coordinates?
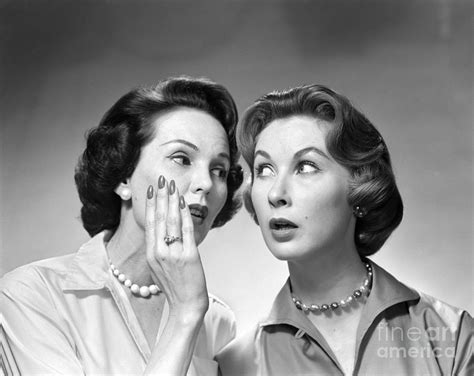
[353,205,367,218]
[120,188,131,201]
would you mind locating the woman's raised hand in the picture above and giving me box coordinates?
[145,175,209,320]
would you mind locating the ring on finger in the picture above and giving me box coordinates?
[164,235,182,245]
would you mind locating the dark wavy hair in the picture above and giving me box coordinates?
[75,76,243,237]
[238,84,403,256]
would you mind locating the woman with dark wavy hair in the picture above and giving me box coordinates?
[0,76,243,375]
[218,84,472,375]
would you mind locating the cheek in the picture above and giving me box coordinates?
[304,186,351,226]
[208,181,228,218]
[297,176,348,212]
[329,184,351,213]
[216,183,228,209]
[131,163,159,191]
[130,171,152,203]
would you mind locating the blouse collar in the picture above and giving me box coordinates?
[260,259,420,361]
[61,231,113,291]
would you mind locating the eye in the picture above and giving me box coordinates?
[296,161,320,174]
[255,163,274,177]
[170,154,191,166]
[211,166,228,179]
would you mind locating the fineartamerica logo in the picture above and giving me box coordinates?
[375,324,456,359]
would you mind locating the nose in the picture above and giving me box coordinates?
[190,167,213,196]
[268,175,291,208]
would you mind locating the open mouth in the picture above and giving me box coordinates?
[188,204,208,221]
[269,218,298,230]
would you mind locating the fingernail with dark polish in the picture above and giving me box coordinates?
[158,175,165,189]
[147,185,153,199]
[179,196,186,209]
[169,180,175,195]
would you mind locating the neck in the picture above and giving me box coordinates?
[288,245,366,304]
[106,217,152,286]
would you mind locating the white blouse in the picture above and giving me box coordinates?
[0,232,235,375]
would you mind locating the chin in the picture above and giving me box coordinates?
[264,239,299,261]
[269,251,292,261]
[265,237,318,263]
[271,250,315,264]
[191,216,213,246]
[193,226,210,247]
[194,232,204,246]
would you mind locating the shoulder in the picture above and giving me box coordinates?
[198,293,236,355]
[207,293,235,322]
[0,254,75,296]
[411,292,474,375]
[409,290,472,331]
[205,293,236,335]
[405,288,474,367]
[0,255,78,335]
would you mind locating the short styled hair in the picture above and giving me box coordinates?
[238,84,403,256]
[75,76,243,237]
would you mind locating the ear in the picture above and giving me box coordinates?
[114,180,132,201]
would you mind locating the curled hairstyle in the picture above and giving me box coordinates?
[238,84,403,256]
[75,76,243,237]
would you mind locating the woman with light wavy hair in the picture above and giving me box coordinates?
[218,84,473,375]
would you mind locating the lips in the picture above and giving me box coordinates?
[269,218,298,230]
[188,204,208,222]
[269,217,298,242]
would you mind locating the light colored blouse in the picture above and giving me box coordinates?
[218,261,473,376]
[0,232,235,375]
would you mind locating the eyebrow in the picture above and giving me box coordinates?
[294,146,330,160]
[160,139,199,151]
[254,146,330,161]
[160,139,231,162]
[254,150,271,160]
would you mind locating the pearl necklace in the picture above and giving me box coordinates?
[291,262,373,313]
[109,262,161,298]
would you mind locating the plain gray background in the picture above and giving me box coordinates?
[1,0,472,333]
